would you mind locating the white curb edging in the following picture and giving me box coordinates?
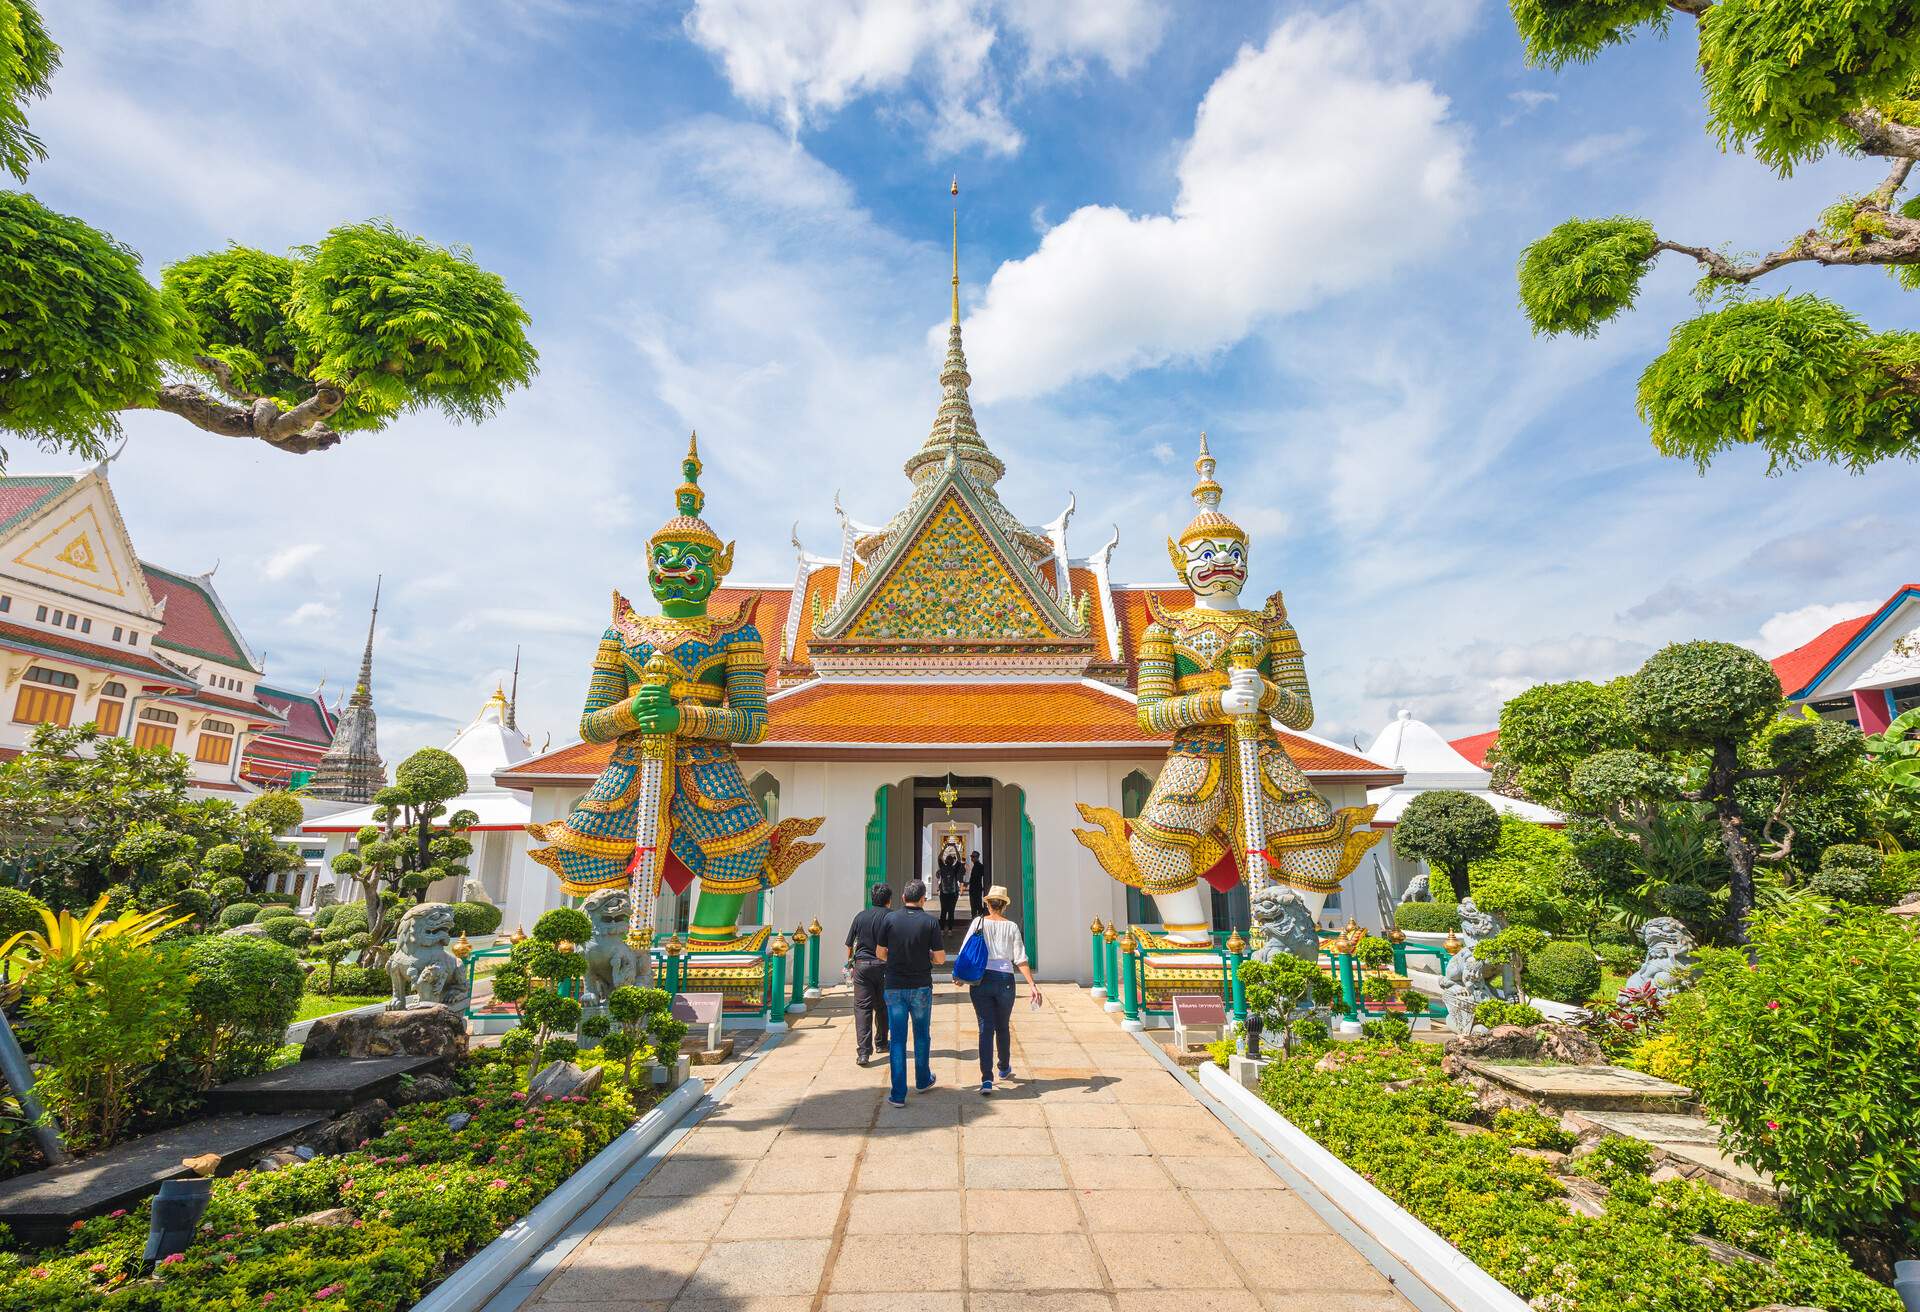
[1198,1062,1530,1312]
[283,1001,387,1044]
[411,1077,706,1312]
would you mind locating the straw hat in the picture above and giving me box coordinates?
[985,885,1011,906]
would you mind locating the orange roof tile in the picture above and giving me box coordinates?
[1113,586,1192,669]
[499,680,1399,777]
[0,618,193,684]
[789,565,839,667]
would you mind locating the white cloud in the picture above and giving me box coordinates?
[682,0,1170,155]
[1745,601,1875,660]
[261,542,325,582]
[997,0,1168,78]
[1360,634,1652,736]
[959,11,1470,399]
[1563,130,1642,168]
[286,601,339,628]
[1508,89,1557,112]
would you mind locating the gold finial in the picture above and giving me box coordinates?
[1103,926,1119,943]
[452,931,473,960]
[1226,931,1247,956]
[666,935,684,956]
[792,923,808,943]
[1191,432,1222,510]
[808,917,823,937]
[686,430,701,469]
[1090,917,1104,934]
[1442,930,1463,955]
[511,924,527,944]
[770,934,790,958]
[950,177,961,326]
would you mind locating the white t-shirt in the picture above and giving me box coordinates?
[962,916,1028,974]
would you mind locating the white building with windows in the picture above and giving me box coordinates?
[0,463,289,797]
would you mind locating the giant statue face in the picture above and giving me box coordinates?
[1180,534,1247,600]
[649,538,720,610]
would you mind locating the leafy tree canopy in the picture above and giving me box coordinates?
[1509,0,1920,471]
[0,2,536,464]
[1390,790,1503,901]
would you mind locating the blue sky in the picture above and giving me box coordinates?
[13,0,1916,760]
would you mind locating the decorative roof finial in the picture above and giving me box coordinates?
[950,176,960,326]
[650,431,725,556]
[356,576,381,695]
[1191,432,1222,512]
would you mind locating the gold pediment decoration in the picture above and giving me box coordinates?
[55,532,98,572]
[842,491,1053,643]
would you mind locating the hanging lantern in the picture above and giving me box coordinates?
[938,773,958,816]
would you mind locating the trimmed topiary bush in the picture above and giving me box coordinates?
[451,900,503,936]
[1394,902,1460,934]
[253,904,299,924]
[261,917,311,947]
[218,902,261,930]
[1593,942,1644,974]
[1473,998,1545,1029]
[305,962,386,997]
[1528,940,1602,1003]
[312,904,340,931]
[321,902,369,942]
[181,935,306,1085]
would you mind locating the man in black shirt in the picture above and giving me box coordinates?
[877,879,946,1106]
[844,884,892,1066]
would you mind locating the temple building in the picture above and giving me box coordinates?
[492,257,1402,978]
[242,684,338,790]
[0,463,289,798]
[302,685,533,907]
[1769,583,1920,732]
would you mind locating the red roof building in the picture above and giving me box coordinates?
[1769,584,1920,734]
[0,464,288,798]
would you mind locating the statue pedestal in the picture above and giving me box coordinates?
[1227,1054,1269,1090]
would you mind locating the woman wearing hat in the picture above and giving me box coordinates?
[958,887,1040,1094]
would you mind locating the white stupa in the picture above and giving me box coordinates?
[301,686,535,906]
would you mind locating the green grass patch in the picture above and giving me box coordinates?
[291,994,388,1024]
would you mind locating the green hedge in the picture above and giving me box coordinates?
[1529,940,1602,1003]
[1394,902,1460,933]
[261,917,311,948]
[320,903,369,942]
[253,904,300,924]
[217,902,260,930]
[451,901,503,936]
[305,963,387,997]
[1258,1043,1897,1311]
[0,1061,639,1310]
[0,887,48,941]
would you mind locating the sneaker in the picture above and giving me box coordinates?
[886,1097,907,1109]
[856,1055,869,1067]
[997,1068,1015,1081]
[915,1075,938,1093]
[979,1080,993,1096]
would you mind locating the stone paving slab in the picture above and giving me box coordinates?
[528,984,1412,1311]
[1462,1059,1692,1109]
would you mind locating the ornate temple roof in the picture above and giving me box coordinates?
[141,563,261,674]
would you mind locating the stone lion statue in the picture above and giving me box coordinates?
[1398,869,1432,904]
[388,902,470,1012]
[582,887,645,1000]
[1622,916,1695,999]
[460,876,495,907]
[1249,884,1319,963]
[1439,897,1506,1034]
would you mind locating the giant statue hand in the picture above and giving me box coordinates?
[1220,666,1264,717]
[631,683,682,735]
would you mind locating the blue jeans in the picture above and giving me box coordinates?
[970,970,1015,1081]
[884,985,933,1102]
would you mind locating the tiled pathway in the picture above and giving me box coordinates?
[528,985,1412,1311]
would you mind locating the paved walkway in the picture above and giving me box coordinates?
[528,985,1411,1311]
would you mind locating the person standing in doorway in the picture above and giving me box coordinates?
[959,885,1039,1094]
[967,851,988,920]
[877,879,945,1107]
[937,850,963,930]
[844,883,892,1067]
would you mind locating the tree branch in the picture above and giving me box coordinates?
[1653,211,1920,284]
[192,355,263,404]
[1666,0,1712,15]
[1842,109,1920,163]
[143,381,345,454]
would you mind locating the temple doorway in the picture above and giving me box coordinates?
[863,776,1035,962]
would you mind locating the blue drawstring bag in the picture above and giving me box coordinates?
[952,919,988,983]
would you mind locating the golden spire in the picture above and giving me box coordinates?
[950,176,960,326]
[1176,430,1246,546]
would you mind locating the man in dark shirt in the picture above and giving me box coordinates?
[967,852,988,920]
[877,879,946,1106]
[844,883,892,1066]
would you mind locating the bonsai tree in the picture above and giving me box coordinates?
[326,748,476,957]
[594,986,686,1090]
[1499,644,1864,944]
[489,907,591,1083]
[1239,955,1337,1058]
[1510,0,1920,472]
[1391,791,1502,901]
[0,2,536,463]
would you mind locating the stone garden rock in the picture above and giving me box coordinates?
[295,1099,392,1156]
[1442,1022,1603,1072]
[527,1060,603,1102]
[220,923,269,937]
[392,1072,459,1105]
[445,1112,472,1132]
[301,1003,466,1063]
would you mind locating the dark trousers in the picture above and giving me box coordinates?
[851,959,888,1060]
[939,889,959,928]
[969,969,1016,1081]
